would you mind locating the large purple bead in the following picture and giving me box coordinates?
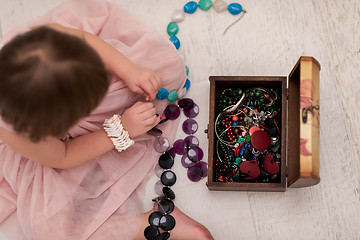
[187,147,204,162]
[164,104,180,120]
[184,136,199,148]
[195,161,208,177]
[183,103,199,118]
[154,137,170,153]
[187,166,203,182]
[178,98,194,108]
[173,139,188,155]
[166,147,176,158]
[182,119,198,134]
[181,155,196,168]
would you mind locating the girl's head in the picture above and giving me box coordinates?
[0,27,109,142]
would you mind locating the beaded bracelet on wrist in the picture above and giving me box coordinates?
[103,114,135,152]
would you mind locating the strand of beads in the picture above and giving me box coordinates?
[145,98,206,240]
[153,98,207,182]
[156,0,246,103]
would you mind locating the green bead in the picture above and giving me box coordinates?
[250,91,255,97]
[245,135,251,142]
[198,0,213,10]
[255,91,261,97]
[167,22,179,36]
[167,90,178,102]
[185,65,189,76]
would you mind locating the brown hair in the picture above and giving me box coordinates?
[0,27,110,142]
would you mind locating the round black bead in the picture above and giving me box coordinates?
[158,199,175,215]
[158,153,174,169]
[144,225,160,240]
[160,215,176,231]
[163,187,175,200]
[148,211,163,227]
[155,232,170,240]
[160,170,177,187]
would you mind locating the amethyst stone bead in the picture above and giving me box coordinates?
[181,155,196,168]
[173,139,188,155]
[154,137,170,153]
[182,119,198,134]
[184,135,199,148]
[183,103,199,118]
[164,104,180,120]
[187,166,203,182]
[195,161,208,177]
[178,98,194,108]
[187,147,204,162]
[166,147,176,158]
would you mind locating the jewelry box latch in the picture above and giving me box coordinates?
[302,105,319,123]
[204,124,209,138]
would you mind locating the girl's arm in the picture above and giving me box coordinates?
[41,24,162,101]
[0,127,113,169]
[0,101,160,169]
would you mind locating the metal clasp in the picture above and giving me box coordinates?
[302,105,319,123]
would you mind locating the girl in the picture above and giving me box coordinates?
[0,0,213,239]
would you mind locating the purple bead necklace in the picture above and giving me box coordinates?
[145,1,246,239]
[144,98,207,239]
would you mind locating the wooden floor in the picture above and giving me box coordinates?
[1,0,360,239]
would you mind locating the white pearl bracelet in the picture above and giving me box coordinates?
[103,114,135,152]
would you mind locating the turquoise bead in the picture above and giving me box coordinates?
[185,65,189,76]
[184,79,191,90]
[167,90,178,102]
[184,1,198,14]
[167,22,179,36]
[231,122,238,126]
[169,36,180,49]
[228,3,243,15]
[156,88,169,100]
[198,0,213,11]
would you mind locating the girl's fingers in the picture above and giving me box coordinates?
[143,115,160,127]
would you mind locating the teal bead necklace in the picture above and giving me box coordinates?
[156,0,247,102]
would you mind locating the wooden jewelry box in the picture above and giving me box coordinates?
[206,56,320,192]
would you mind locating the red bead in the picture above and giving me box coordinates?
[232,116,239,121]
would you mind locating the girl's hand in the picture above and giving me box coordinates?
[121,101,161,138]
[124,65,162,101]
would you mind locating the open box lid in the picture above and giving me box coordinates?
[287,56,321,188]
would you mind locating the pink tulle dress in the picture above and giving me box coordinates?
[0,1,185,239]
